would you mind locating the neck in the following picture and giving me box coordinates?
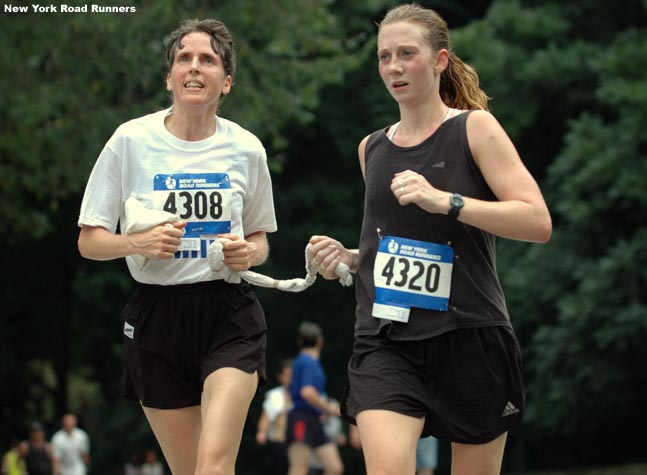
[401,101,448,131]
[394,96,449,144]
[301,347,320,359]
[165,105,218,141]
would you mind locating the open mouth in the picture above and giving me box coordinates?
[392,81,409,89]
[184,81,204,89]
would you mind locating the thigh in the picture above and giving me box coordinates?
[288,443,312,475]
[451,431,508,475]
[196,367,258,474]
[357,409,424,475]
[142,405,201,475]
[313,443,343,474]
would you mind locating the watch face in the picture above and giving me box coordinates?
[450,194,464,207]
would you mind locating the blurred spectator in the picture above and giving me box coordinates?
[1,438,26,475]
[123,452,141,475]
[20,421,58,475]
[286,321,343,475]
[140,449,163,475]
[348,426,361,452]
[256,358,293,475]
[416,436,438,475]
[308,398,347,475]
[51,414,90,475]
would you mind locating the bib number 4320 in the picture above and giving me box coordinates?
[380,256,441,293]
[372,236,454,319]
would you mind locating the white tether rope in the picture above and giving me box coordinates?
[124,197,352,291]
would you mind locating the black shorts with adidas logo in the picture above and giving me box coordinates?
[341,325,525,444]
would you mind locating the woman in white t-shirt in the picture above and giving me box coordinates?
[78,18,277,475]
[140,450,163,475]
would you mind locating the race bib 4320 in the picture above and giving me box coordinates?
[372,236,454,323]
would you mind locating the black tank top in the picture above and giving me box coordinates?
[25,444,52,475]
[355,111,511,340]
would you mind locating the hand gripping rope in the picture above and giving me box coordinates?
[124,197,353,292]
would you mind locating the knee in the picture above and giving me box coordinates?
[329,461,344,475]
[195,464,233,475]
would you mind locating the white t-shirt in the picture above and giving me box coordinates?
[140,461,163,475]
[79,109,277,285]
[262,385,292,442]
[51,428,90,475]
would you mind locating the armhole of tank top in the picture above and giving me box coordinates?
[365,130,384,160]
[460,110,492,195]
[459,110,474,161]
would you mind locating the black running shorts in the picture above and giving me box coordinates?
[286,409,331,448]
[121,280,267,409]
[341,325,525,444]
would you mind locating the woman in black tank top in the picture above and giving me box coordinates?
[22,422,57,475]
[308,4,551,475]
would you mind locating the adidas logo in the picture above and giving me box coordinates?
[501,401,520,417]
[124,322,135,340]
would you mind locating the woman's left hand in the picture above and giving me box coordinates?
[217,233,258,271]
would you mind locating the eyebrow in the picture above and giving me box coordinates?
[176,37,220,56]
[175,46,220,59]
[377,44,419,53]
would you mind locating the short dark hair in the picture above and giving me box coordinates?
[277,358,293,374]
[30,421,44,432]
[297,321,323,349]
[165,18,236,79]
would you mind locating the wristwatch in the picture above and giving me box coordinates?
[448,193,464,219]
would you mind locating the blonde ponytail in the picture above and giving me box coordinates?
[442,52,489,111]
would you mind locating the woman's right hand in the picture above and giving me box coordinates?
[129,221,187,260]
[308,235,356,279]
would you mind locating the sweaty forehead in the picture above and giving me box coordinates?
[177,31,219,55]
[378,21,426,48]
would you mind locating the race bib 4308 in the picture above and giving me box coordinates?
[372,236,454,323]
[153,173,232,257]
[153,173,232,235]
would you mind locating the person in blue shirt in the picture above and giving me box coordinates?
[286,322,344,475]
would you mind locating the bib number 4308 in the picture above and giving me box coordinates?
[380,256,441,292]
[162,191,223,220]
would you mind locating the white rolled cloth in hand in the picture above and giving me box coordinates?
[123,197,182,270]
[207,239,352,291]
[124,197,353,290]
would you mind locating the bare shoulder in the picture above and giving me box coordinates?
[358,134,371,178]
[358,134,371,155]
[466,109,506,138]
[465,110,517,167]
